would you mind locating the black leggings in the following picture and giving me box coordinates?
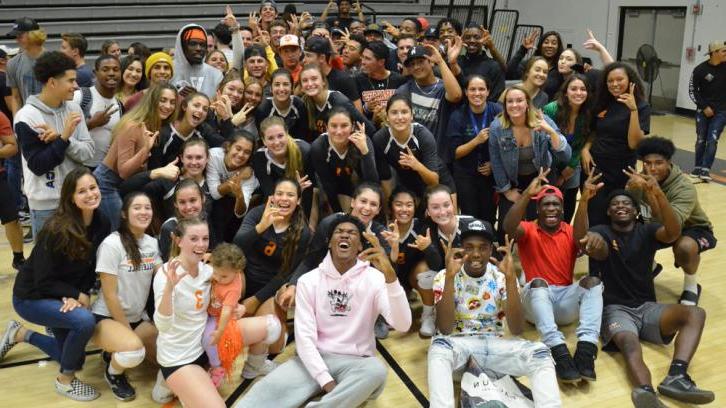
[455,172,497,226]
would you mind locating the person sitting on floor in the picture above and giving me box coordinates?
[234,214,412,407]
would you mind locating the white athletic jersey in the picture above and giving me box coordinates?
[153,261,213,367]
[92,232,162,323]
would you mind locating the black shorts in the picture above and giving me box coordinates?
[0,172,18,225]
[93,313,144,330]
[160,353,209,380]
[681,226,717,254]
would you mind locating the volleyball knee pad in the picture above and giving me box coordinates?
[417,270,437,290]
[113,347,146,368]
[263,315,282,345]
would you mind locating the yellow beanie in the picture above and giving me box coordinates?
[145,52,174,78]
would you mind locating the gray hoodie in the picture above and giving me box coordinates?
[172,24,223,99]
[14,94,94,210]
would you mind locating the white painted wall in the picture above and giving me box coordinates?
[502,0,726,111]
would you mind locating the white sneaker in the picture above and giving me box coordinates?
[419,309,436,337]
[1,320,21,361]
[55,378,100,401]
[242,358,278,379]
[151,370,174,404]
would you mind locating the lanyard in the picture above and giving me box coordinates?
[468,108,488,135]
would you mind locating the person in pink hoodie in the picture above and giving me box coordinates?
[235,214,412,407]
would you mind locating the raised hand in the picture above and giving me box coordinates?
[164,258,189,287]
[534,109,555,134]
[231,103,255,126]
[142,122,160,150]
[398,146,422,171]
[248,11,260,34]
[579,231,606,256]
[62,112,83,140]
[380,221,400,249]
[153,157,181,180]
[407,227,432,251]
[525,167,551,196]
[348,122,368,154]
[582,29,603,51]
[522,30,538,50]
[423,43,444,65]
[259,196,284,230]
[480,26,494,49]
[490,234,515,279]
[443,236,465,278]
[222,5,239,28]
[617,82,638,111]
[295,170,312,191]
[622,165,648,190]
[87,104,118,130]
[580,171,604,201]
[446,35,464,64]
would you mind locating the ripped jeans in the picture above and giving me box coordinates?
[428,335,561,408]
[695,110,726,170]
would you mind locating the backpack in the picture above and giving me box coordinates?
[79,87,124,119]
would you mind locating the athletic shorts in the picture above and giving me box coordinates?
[601,302,675,351]
[0,172,19,225]
[681,226,717,254]
[160,353,209,380]
[93,313,144,330]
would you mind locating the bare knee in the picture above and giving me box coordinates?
[580,276,602,289]
[674,237,699,265]
[530,278,548,289]
[612,332,642,359]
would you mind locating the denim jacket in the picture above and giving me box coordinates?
[488,115,571,192]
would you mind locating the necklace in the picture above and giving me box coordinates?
[413,78,440,97]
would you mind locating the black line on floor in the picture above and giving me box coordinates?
[376,339,429,407]
[224,326,296,407]
[0,349,101,369]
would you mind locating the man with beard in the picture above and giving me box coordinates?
[172,24,222,99]
[455,25,506,101]
[588,179,714,407]
[234,214,411,407]
[503,168,605,384]
[72,55,122,169]
[427,219,561,408]
[355,41,406,126]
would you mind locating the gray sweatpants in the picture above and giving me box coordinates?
[234,352,388,408]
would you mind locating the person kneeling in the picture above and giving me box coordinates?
[427,219,561,408]
[235,215,412,407]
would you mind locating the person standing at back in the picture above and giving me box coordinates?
[60,33,93,88]
[689,40,726,181]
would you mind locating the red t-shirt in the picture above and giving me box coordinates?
[517,221,578,286]
[208,273,243,317]
[0,111,12,173]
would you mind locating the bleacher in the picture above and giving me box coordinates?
[0,0,443,60]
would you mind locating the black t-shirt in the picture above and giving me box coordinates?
[372,123,443,198]
[325,16,359,30]
[691,60,726,111]
[591,99,651,162]
[310,133,379,212]
[251,138,314,198]
[327,68,360,105]
[255,96,310,141]
[457,52,505,101]
[305,90,375,142]
[590,222,669,308]
[395,218,442,277]
[355,71,408,120]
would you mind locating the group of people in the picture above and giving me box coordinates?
[0,2,721,407]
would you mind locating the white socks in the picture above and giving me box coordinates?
[683,274,698,295]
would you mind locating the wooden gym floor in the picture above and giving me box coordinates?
[0,114,723,407]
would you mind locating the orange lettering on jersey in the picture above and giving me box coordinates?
[264,241,277,256]
[194,290,204,309]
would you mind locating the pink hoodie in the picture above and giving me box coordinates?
[294,253,412,387]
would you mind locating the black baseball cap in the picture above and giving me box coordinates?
[7,17,39,37]
[423,27,438,39]
[404,45,428,66]
[306,36,332,56]
[364,23,383,36]
[460,219,495,242]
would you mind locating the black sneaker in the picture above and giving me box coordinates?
[699,169,712,182]
[573,341,598,381]
[12,257,25,272]
[105,365,136,401]
[658,373,714,404]
[679,284,702,306]
[550,344,581,384]
[689,168,701,178]
[631,387,667,408]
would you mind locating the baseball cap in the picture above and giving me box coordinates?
[423,27,438,39]
[364,23,383,36]
[306,36,332,56]
[460,219,495,242]
[6,17,40,37]
[0,45,19,57]
[532,185,564,202]
[404,45,428,66]
[279,34,300,49]
[706,41,726,55]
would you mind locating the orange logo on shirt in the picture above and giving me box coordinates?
[194,290,204,310]
[264,241,277,256]
[597,110,607,118]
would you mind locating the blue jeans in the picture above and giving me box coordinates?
[5,153,25,211]
[93,164,123,231]
[428,335,560,408]
[695,110,726,170]
[12,296,96,374]
[522,279,603,347]
[30,208,55,237]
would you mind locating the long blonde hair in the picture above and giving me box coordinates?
[111,83,178,144]
[259,116,304,179]
[498,84,539,129]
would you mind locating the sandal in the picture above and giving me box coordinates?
[679,284,702,306]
